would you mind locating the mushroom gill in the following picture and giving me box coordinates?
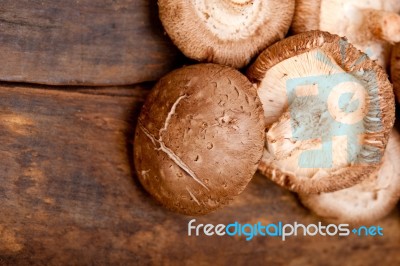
[292,0,400,67]
[299,128,400,224]
[158,0,295,68]
[247,31,395,193]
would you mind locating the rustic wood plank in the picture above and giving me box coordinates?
[0,0,182,86]
[0,83,398,265]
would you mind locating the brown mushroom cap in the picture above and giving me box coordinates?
[298,128,400,224]
[247,31,395,194]
[158,0,295,68]
[134,64,265,215]
[292,0,400,67]
[391,44,400,102]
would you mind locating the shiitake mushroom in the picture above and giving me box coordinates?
[247,31,395,194]
[292,0,400,67]
[134,64,265,215]
[299,128,400,224]
[158,0,295,68]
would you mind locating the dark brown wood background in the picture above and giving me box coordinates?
[0,0,398,265]
[0,0,182,86]
[0,83,398,265]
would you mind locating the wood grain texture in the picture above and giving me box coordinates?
[0,0,182,86]
[0,83,398,265]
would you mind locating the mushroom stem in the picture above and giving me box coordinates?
[361,8,400,44]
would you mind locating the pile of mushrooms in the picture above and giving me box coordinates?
[133,0,400,221]
[134,0,295,215]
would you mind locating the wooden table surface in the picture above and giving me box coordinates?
[0,83,398,265]
[0,1,398,264]
[0,0,182,86]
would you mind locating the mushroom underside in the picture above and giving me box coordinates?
[299,128,400,224]
[248,31,395,193]
[292,0,400,66]
[158,0,295,68]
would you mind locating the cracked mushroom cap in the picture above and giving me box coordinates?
[247,31,395,194]
[134,64,265,215]
[298,128,400,224]
[292,0,400,67]
[391,44,400,102]
[158,0,295,69]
